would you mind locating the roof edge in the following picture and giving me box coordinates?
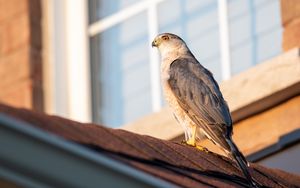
[0,114,176,188]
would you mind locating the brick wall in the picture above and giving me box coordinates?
[0,0,43,111]
[281,0,300,51]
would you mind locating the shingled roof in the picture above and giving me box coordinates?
[0,104,300,188]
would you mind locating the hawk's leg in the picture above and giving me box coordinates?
[181,125,195,146]
[186,126,196,146]
[182,126,209,152]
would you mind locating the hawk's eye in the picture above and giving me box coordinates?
[162,35,169,40]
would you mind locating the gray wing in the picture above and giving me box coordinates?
[168,58,232,150]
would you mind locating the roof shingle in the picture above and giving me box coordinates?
[0,104,299,188]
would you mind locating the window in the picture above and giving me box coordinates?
[87,0,282,127]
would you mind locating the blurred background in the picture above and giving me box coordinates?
[1,0,300,174]
[0,0,283,127]
[22,0,283,128]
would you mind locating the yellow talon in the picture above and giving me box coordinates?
[195,145,209,152]
[181,126,208,152]
[186,138,196,146]
[181,139,209,152]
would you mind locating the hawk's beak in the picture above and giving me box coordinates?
[152,40,157,47]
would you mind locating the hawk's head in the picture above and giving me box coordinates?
[152,33,188,56]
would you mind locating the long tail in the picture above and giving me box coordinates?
[225,136,259,187]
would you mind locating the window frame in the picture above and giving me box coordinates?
[44,0,91,122]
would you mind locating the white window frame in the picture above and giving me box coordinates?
[218,0,231,80]
[44,0,231,123]
[44,0,91,122]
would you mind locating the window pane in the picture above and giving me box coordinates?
[228,0,282,75]
[88,0,140,24]
[90,11,151,127]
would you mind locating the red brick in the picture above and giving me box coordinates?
[28,0,41,24]
[32,84,44,111]
[28,0,42,50]
[0,47,31,89]
[0,0,28,23]
[281,0,300,26]
[0,0,43,111]
[30,23,42,50]
[0,79,33,109]
[30,47,43,85]
[0,78,44,111]
[0,13,30,55]
[282,18,300,51]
